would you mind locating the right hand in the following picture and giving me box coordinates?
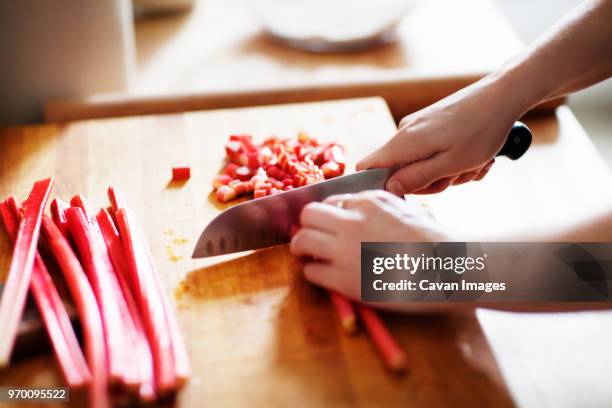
[357,79,519,195]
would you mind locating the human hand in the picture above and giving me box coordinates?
[290,190,450,299]
[357,79,518,195]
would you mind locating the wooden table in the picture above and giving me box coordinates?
[43,0,560,123]
[2,98,611,407]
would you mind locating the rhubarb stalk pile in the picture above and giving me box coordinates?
[213,133,346,202]
[0,179,190,407]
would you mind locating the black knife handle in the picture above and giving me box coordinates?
[496,121,532,160]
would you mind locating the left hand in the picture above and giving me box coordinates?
[290,190,450,299]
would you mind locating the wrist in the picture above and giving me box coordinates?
[486,57,552,120]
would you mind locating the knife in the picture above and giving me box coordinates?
[193,121,531,258]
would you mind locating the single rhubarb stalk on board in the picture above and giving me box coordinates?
[96,208,156,401]
[329,292,357,334]
[357,305,406,373]
[114,207,176,392]
[0,177,54,366]
[0,198,90,387]
[70,195,140,388]
[143,230,191,386]
[110,187,191,389]
[64,206,128,385]
[41,215,109,408]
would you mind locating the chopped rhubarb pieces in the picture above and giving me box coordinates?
[214,133,346,202]
[234,166,252,181]
[253,189,267,199]
[230,181,249,195]
[212,174,233,190]
[171,167,191,182]
[225,140,242,158]
[0,177,54,366]
[321,161,342,179]
[247,152,260,168]
[216,185,237,203]
[224,163,239,178]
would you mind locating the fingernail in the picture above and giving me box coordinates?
[387,180,405,195]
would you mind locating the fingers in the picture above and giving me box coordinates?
[412,158,496,194]
[385,152,450,195]
[474,160,494,181]
[356,129,438,171]
[413,176,456,195]
[323,194,353,207]
[303,262,342,291]
[299,202,350,233]
[290,228,337,261]
[324,191,404,213]
[452,170,480,186]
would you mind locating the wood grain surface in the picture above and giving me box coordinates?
[0,98,519,407]
[43,0,562,123]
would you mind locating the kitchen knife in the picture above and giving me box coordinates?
[193,122,531,258]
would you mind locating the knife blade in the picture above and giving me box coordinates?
[193,167,392,258]
[193,122,531,258]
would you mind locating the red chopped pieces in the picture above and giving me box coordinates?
[216,185,237,203]
[212,133,345,202]
[171,167,191,182]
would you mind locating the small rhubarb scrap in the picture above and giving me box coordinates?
[171,166,191,182]
[0,177,54,366]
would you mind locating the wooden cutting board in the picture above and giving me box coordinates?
[0,98,515,406]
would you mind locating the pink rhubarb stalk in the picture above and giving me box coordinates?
[110,187,190,390]
[0,197,90,387]
[41,215,109,408]
[0,177,54,366]
[96,208,156,401]
[64,206,128,385]
[70,195,140,388]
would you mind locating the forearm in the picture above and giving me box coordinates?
[488,0,612,117]
[542,210,612,242]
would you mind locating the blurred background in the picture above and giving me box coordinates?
[497,0,612,168]
[1,0,610,165]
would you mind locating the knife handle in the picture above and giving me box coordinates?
[496,121,532,160]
